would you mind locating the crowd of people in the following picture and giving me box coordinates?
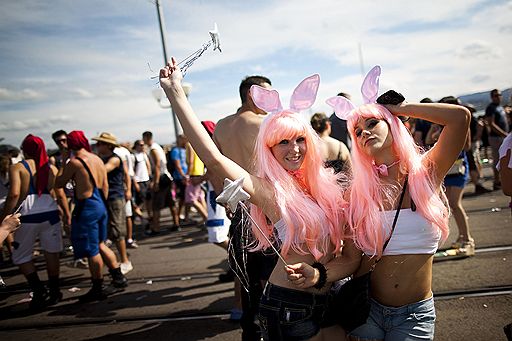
[0,63,510,340]
[158,59,511,341]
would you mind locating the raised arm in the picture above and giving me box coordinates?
[159,59,272,209]
[0,165,21,221]
[385,102,471,184]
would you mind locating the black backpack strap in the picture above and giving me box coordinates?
[75,157,97,188]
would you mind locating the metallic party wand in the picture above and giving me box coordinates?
[216,177,288,266]
[151,23,221,78]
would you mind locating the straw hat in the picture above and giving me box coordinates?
[92,132,119,147]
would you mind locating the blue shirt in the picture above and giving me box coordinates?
[170,147,187,180]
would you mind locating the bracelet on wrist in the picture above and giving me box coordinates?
[311,262,327,290]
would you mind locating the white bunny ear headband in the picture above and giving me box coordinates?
[326,65,381,120]
[249,74,320,116]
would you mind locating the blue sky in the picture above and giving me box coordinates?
[1,0,511,147]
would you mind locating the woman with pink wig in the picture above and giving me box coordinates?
[289,66,470,340]
[159,58,360,341]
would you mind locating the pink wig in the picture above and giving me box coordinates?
[249,111,347,260]
[346,104,449,256]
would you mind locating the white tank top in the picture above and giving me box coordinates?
[133,152,150,182]
[362,209,441,256]
[150,143,171,179]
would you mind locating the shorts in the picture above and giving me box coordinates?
[228,206,277,283]
[135,180,150,205]
[173,178,186,201]
[185,183,204,204]
[71,189,108,259]
[125,199,133,218]
[444,154,469,188]
[107,198,127,241]
[12,219,63,265]
[258,282,329,341]
[348,296,436,341]
[207,219,229,243]
[152,175,172,210]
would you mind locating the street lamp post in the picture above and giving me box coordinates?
[155,0,180,143]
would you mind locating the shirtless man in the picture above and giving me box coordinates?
[55,131,127,302]
[1,135,67,310]
[213,75,276,341]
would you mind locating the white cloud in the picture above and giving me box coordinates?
[1,0,511,146]
[0,88,45,101]
[72,88,95,99]
[0,115,71,132]
[457,41,503,60]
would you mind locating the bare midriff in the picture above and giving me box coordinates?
[268,247,336,295]
[356,254,434,307]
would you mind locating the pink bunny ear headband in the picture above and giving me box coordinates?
[249,74,320,116]
[326,65,381,120]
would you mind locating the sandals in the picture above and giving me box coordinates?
[451,236,474,249]
[450,237,475,257]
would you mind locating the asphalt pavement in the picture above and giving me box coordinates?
[0,164,510,341]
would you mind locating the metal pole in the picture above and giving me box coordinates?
[358,42,365,78]
[156,0,180,143]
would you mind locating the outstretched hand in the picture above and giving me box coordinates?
[285,262,319,289]
[159,57,183,92]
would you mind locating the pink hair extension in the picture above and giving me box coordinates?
[346,104,450,256]
[249,111,347,260]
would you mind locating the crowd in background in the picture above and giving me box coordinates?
[0,84,510,336]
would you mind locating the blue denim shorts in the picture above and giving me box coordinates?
[258,282,329,341]
[348,296,436,341]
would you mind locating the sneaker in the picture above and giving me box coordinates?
[48,290,63,306]
[73,258,89,269]
[29,288,49,310]
[120,261,133,275]
[61,245,74,257]
[144,229,160,236]
[110,268,128,288]
[171,225,182,232]
[229,308,243,321]
[127,240,139,249]
[78,286,108,303]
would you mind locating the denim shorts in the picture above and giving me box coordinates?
[258,282,328,341]
[348,295,436,341]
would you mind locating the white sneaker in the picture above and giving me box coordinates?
[120,261,133,275]
[73,258,89,269]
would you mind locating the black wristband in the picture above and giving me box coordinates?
[311,262,327,290]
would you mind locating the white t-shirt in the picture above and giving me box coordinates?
[497,132,512,171]
[114,147,135,177]
[133,151,150,182]
[149,142,171,179]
